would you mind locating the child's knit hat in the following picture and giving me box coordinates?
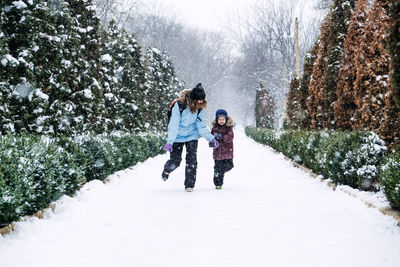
[215,109,228,121]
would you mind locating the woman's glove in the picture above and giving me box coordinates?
[163,143,173,152]
[210,138,219,149]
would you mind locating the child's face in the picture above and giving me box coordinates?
[217,116,226,125]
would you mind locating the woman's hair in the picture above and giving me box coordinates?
[188,96,207,113]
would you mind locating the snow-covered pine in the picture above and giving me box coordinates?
[307,15,332,130]
[145,47,184,132]
[0,8,13,133]
[1,0,184,135]
[2,0,43,133]
[388,0,400,106]
[307,0,356,130]
[334,0,369,131]
[352,0,396,147]
[255,83,275,129]
[67,0,106,134]
[379,0,400,148]
[100,21,148,132]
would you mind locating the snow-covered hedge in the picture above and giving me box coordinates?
[380,153,400,209]
[0,135,83,226]
[245,127,387,191]
[0,132,165,226]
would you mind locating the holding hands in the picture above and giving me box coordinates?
[213,133,222,141]
[209,138,219,149]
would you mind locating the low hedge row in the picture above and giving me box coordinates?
[246,127,400,209]
[380,153,400,210]
[0,132,166,226]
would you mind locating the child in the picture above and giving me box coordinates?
[211,109,234,189]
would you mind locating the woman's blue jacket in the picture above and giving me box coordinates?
[166,102,214,144]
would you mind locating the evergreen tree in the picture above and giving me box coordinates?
[285,44,317,130]
[101,21,150,132]
[298,45,318,130]
[256,83,275,129]
[145,48,183,132]
[1,0,91,135]
[2,0,52,133]
[307,15,332,129]
[334,0,369,130]
[324,0,356,128]
[284,77,301,129]
[307,0,356,129]
[44,0,83,135]
[380,85,400,149]
[30,0,88,134]
[118,31,149,132]
[1,0,183,136]
[67,0,105,134]
[353,0,391,132]
[99,23,120,131]
[0,8,12,133]
[380,0,400,148]
[388,0,400,105]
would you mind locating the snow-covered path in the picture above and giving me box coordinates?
[1,130,400,267]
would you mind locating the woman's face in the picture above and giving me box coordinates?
[217,116,226,125]
[197,100,204,104]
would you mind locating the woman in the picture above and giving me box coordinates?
[162,83,219,192]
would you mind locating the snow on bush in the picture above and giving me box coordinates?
[380,153,400,209]
[12,0,27,9]
[0,132,166,226]
[245,127,386,191]
[101,54,112,63]
[0,134,83,226]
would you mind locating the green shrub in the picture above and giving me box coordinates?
[380,153,400,209]
[73,135,117,182]
[0,132,166,226]
[245,127,386,190]
[0,134,84,226]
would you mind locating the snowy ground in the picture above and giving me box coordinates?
[1,130,400,267]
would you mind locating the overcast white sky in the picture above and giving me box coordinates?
[137,0,320,33]
[138,0,258,31]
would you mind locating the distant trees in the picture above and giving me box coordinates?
[232,0,299,112]
[256,83,275,129]
[98,1,233,96]
[229,0,322,127]
[284,77,301,129]
[315,0,333,10]
[95,0,139,27]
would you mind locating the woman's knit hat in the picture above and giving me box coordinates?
[215,109,228,122]
[190,83,206,100]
